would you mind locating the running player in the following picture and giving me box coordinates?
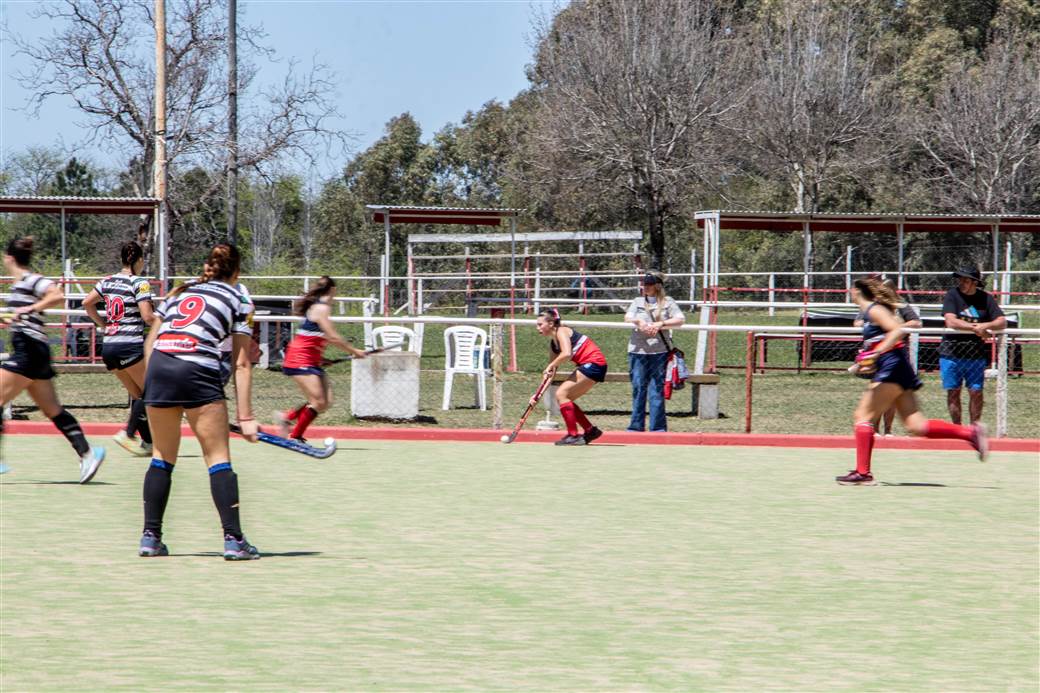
[275,276,367,441]
[81,241,154,456]
[535,308,606,445]
[837,276,987,485]
[139,243,260,560]
[0,236,106,482]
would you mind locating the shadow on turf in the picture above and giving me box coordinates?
[170,551,325,558]
[0,479,116,485]
[879,481,1000,489]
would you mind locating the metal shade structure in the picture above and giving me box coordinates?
[0,196,163,280]
[364,205,525,315]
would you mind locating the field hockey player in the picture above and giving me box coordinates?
[275,276,367,442]
[536,307,606,446]
[1,236,106,482]
[838,276,988,486]
[140,243,261,560]
[81,241,155,456]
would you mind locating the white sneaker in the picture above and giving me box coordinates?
[113,430,152,457]
[79,446,106,484]
[273,410,290,438]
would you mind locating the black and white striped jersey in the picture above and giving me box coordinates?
[93,273,153,344]
[5,272,55,343]
[153,280,254,371]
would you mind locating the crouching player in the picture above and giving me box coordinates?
[139,243,261,560]
[838,276,987,485]
[275,276,367,441]
[536,308,606,445]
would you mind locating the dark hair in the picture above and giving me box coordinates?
[295,276,336,315]
[539,307,561,327]
[5,236,34,266]
[854,276,900,311]
[121,241,143,267]
[168,244,241,298]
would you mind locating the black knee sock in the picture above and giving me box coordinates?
[209,463,243,540]
[143,459,174,536]
[50,408,90,457]
[127,398,152,444]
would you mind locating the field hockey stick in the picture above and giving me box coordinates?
[322,344,402,366]
[501,374,554,444]
[230,423,337,459]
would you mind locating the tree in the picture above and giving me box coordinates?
[528,0,735,266]
[910,31,1040,213]
[9,0,348,271]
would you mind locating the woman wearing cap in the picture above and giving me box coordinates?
[623,271,685,432]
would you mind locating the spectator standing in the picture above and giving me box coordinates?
[624,271,685,432]
[940,267,1006,424]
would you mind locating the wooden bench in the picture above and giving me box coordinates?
[544,371,721,423]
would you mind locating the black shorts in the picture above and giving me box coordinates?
[144,350,226,408]
[873,349,922,391]
[101,341,145,371]
[576,362,608,383]
[1,332,56,381]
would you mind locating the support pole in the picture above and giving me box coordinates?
[507,216,518,372]
[991,224,1000,293]
[406,243,415,315]
[845,245,853,301]
[1004,241,1012,297]
[60,207,67,272]
[689,248,696,305]
[745,331,754,433]
[382,210,392,317]
[768,273,775,317]
[534,252,542,315]
[896,223,905,290]
[995,332,1008,438]
[154,0,168,291]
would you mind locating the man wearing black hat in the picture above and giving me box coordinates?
[940,267,1006,424]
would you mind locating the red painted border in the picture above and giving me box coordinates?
[5,421,1038,453]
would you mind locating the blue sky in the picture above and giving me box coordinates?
[1,0,550,177]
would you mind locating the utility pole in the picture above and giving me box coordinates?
[154,0,168,287]
[227,0,239,245]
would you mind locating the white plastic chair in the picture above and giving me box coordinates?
[442,325,489,410]
[372,325,420,354]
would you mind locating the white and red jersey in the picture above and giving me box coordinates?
[153,280,253,371]
[93,273,153,345]
[551,327,607,366]
[282,303,328,369]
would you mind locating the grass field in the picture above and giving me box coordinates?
[2,436,1037,691]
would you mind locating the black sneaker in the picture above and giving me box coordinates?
[554,434,586,446]
[835,470,877,486]
[583,426,603,444]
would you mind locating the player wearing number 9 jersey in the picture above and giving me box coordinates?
[82,241,155,457]
[139,244,262,560]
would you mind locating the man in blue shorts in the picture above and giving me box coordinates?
[940,267,1005,424]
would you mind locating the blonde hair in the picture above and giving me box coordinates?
[855,276,900,312]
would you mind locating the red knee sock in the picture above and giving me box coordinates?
[559,402,579,436]
[855,422,875,475]
[290,406,318,439]
[284,404,307,422]
[572,404,592,431]
[923,419,973,441]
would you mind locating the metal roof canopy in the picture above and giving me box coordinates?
[366,205,523,227]
[408,230,642,244]
[693,210,1040,233]
[0,196,161,278]
[0,195,160,215]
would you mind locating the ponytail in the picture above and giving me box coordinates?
[295,276,336,316]
[168,243,241,298]
[5,236,34,267]
[539,307,561,327]
[120,240,143,268]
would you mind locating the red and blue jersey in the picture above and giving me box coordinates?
[282,307,327,369]
[551,328,607,366]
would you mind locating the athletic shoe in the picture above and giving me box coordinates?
[273,410,290,438]
[223,535,261,561]
[139,532,169,557]
[79,446,105,484]
[113,430,152,457]
[583,426,603,444]
[971,422,989,462]
[554,434,586,446]
[835,470,877,486]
